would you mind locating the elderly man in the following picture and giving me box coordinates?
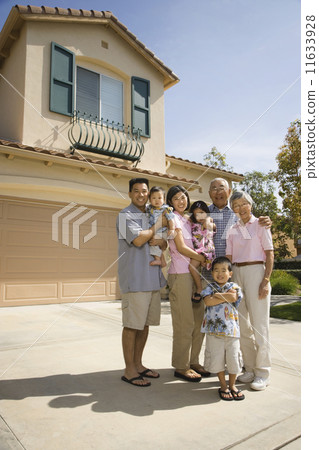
[202,177,271,282]
[117,177,167,387]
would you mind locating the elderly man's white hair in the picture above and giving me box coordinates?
[209,178,230,190]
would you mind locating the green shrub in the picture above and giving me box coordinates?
[272,269,301,283]
[270,270,300,295]
[274,260,301,270]
[286,270,301,283]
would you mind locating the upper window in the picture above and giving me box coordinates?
[76,66,123,126]
[50,43,150,137]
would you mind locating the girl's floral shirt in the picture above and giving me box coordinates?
[191,222,215,254]
[201,282,243,337]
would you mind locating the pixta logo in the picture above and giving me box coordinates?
[52,202,98,249]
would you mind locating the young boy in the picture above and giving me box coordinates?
[201,256,245,401]
[146,186,175,267]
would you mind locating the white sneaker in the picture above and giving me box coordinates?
[250,376,270,391]
[237,371,254,383]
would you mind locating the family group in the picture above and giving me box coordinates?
[116,177,274,401]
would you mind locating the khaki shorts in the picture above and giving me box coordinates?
[204,334,242,375]
[121,291,161,330]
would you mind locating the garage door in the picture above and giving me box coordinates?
[0,198,120,307]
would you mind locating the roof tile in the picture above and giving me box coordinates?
[91,10,104,18]
[2,5,179,85]
[16,5,29,13]
[28,5,43,14]
[0,139,199,185]
[103,11,113,19]
[41,6,57,14]
[166,154,244,177]
[67,8,81,16]
[56,7,71,15]
[80,9,93,17]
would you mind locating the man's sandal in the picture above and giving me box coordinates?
[191,293,202,303]
[174,370,201,382]
[121,375,151,387]
[138,369,160,379]
[190,365,211,377]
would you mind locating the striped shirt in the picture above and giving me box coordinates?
[201,204,237,283]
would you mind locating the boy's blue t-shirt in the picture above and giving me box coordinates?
[201,281,242,337]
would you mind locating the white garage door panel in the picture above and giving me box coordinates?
[0,198,120,307]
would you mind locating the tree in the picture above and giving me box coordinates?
[203,146,234,171]
[274,119,301,240]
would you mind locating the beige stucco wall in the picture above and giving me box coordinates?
[0,25,27,143]
[166,159,241,206]
[1,20,166,173]
[0,150,132,209]
[0,149,202,211]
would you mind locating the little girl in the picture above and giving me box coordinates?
[189,200,216,302]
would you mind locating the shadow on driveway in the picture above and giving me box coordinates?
[0,369,232,416]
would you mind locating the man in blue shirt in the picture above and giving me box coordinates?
[117,178,167,387]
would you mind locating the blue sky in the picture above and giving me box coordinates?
[0,0,301,176]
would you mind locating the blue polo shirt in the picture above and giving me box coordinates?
[116,203,166,293]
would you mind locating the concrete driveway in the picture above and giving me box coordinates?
[0,300,301,449]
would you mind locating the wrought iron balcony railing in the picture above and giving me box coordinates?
[68,111,144,163]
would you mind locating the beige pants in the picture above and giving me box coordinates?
[232,264,271,379]
[121,291,161,330]
[204,335,242,374]
[168,273,205,370]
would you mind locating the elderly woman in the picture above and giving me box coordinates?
[226,190,274,391]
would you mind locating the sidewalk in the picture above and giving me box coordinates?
[0,299,301,450]
[270,295,301,306]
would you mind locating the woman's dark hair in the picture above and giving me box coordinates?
[129,178,149,192]
[166,185,190,211]
[211,256,232,272]
[189,200,210,223]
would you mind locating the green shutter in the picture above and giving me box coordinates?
[50,42,75,116]
[131,77,150,137]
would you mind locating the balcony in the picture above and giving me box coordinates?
[68,111,144,163]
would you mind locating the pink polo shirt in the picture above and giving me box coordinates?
[168,212,194,274]
[226,215,273,263]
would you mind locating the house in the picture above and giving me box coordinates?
[0,5,243,307]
